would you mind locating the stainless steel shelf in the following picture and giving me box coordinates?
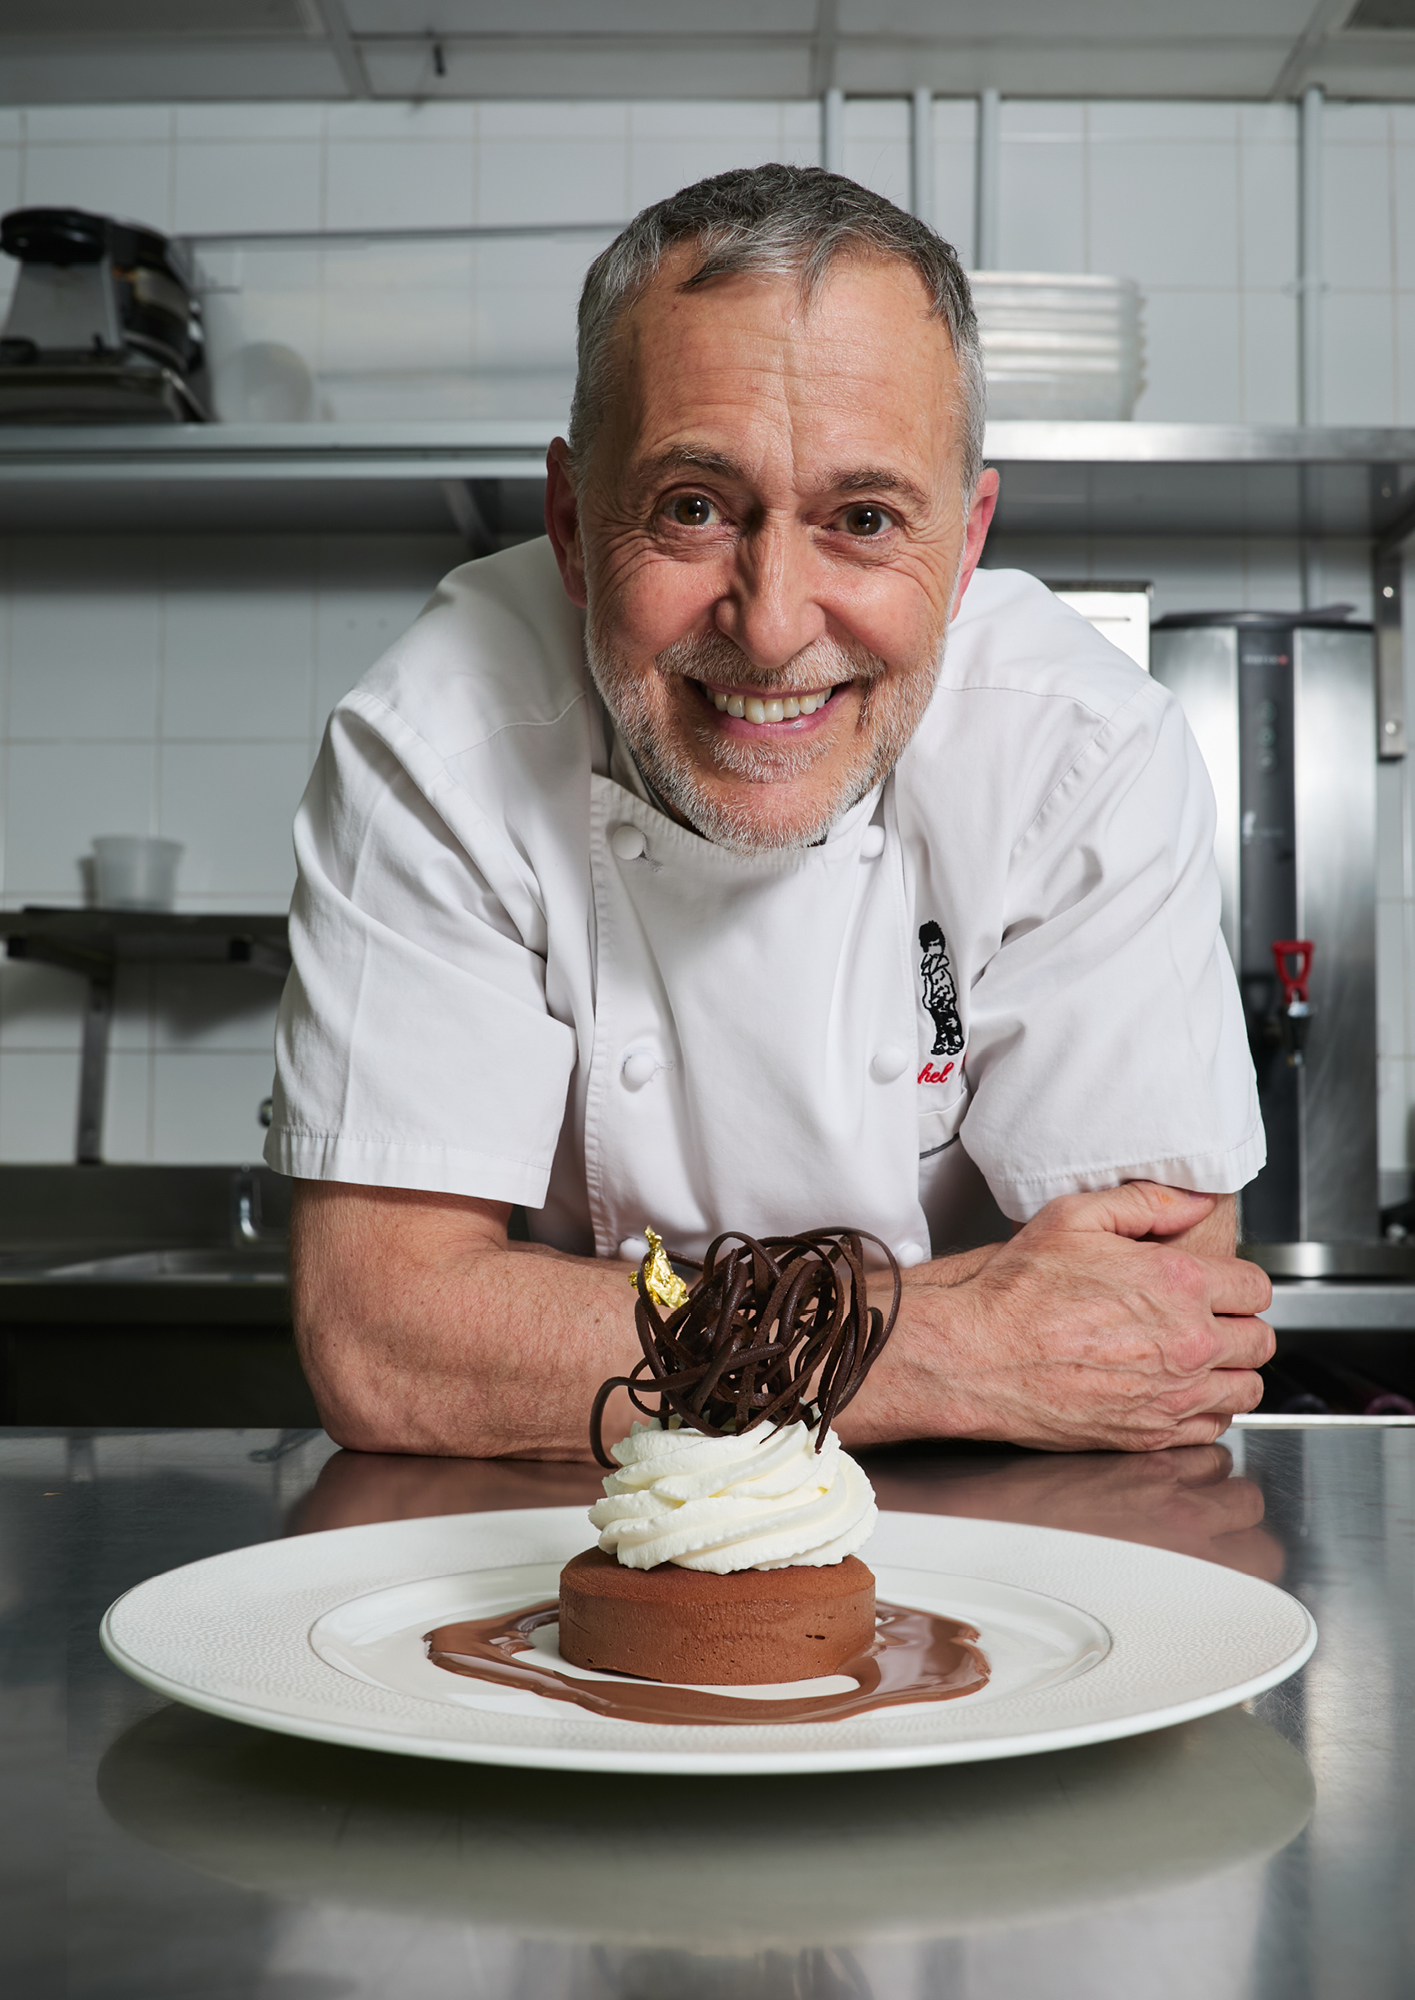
[0,419,555,535]
[7,420,1415,538]
[1262,1282,1415,1331]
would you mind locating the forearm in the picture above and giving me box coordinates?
[292,1178,1265,1462]
[293,1183,1004,1459]
[292,1182,643,1459]
[835,1241,1003,1447]
[842,1186,1264,1455]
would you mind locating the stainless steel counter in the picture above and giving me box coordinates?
[4,1424,1412,1999]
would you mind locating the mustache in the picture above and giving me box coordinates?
[655,629,891,694]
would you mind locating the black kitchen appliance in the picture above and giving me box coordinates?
[0,205,209,423]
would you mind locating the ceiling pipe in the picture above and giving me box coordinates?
[1298,83,1326,608]
[910,88,933,227]
[975,88,1001,270]
[1299,83,1324,426]
[312,0,371,99]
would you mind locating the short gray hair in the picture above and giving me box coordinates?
[568,162,986,495]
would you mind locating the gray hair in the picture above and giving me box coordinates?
[568,162,986,495]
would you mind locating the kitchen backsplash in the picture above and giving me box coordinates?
[2,95,1414,1188]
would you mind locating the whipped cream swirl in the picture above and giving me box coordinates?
[588,1419,876,1574]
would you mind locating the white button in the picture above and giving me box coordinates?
[897,1240,928,1267]
[610,824,646,861]
[870,1044,909,1082]
[860,824,886,859]
[621,1050,657,1088]
[620,1234,651,1264]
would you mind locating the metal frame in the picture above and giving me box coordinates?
[0,911,290,1166]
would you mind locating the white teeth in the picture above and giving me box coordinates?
[710,687,833,721]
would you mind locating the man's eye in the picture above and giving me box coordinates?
[841,504,892,538]
[667,494,717,527]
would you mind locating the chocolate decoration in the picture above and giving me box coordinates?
[427,1598,989,1726]
[590,1229,902,1468]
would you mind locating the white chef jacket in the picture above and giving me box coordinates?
[265,537,1263,1266]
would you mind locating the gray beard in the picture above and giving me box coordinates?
[584,623,945,855]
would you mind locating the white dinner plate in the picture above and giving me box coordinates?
[101,1506,1316,1777]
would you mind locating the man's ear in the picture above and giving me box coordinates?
[545,438,588,609]
[951,467,1000,619]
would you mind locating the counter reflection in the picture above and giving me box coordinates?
[290,1438,1284,1585]
[99,1697,1312,2000]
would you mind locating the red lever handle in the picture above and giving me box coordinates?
[1272,939,1314,1009]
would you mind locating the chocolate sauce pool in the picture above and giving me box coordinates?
[426,1600,989,1726]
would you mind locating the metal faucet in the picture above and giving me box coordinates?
[231,1167,284,1248]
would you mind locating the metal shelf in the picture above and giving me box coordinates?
[0,909,289,1166]
[0,419,553,536]
[6,420,1415,540]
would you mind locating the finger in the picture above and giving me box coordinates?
[1036,1180,1216,1243]
[1143,1412,1233,1450]
[1149,1366,1266,1438]
[1207,1477,1268,1533]
[1199,1256,1273,1316]
[1205,1313,1277,1369]
[1162,1441,1236,1487]
[1194,1366,1267,1420]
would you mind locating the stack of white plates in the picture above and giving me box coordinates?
[968,272,1145,422]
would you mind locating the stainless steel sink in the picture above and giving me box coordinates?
[0,1166,291,1320]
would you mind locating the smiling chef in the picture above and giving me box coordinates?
[265,164,1274,1461]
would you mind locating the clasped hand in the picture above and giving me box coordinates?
[874,1182,1275,1453]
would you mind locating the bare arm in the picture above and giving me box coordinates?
[293,1179,1271,1460]
[290,1182,643,1459]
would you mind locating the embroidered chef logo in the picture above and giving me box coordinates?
[918,922,964,1075]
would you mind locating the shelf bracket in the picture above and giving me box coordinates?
[3,933,115,1163]
[76,971,114,1166]
[1374,464,1409,761]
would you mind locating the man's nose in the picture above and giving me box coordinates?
[713,521,827,672]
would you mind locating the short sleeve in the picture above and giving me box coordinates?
[263,701,576,1204]
[959,685,1264,1221]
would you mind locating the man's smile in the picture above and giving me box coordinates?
[695,678,847,729]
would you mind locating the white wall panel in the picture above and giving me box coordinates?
[21,140,174,230]
[0,93,1412,1173]
[1133,290,1244,423]
[173,139,324,236]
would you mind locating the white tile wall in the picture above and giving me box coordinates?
[0,94,1332,430]
[1,94,1414,1191]
[0,533,460,1162]
[931,97,976,255]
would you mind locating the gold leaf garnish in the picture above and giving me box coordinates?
[628,1225,690,1312]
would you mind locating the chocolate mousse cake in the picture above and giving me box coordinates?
[558,1226,901,1686]
[559,1547,877,1685]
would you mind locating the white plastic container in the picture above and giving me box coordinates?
[92,836,183,911]
[968,272,1145,421]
